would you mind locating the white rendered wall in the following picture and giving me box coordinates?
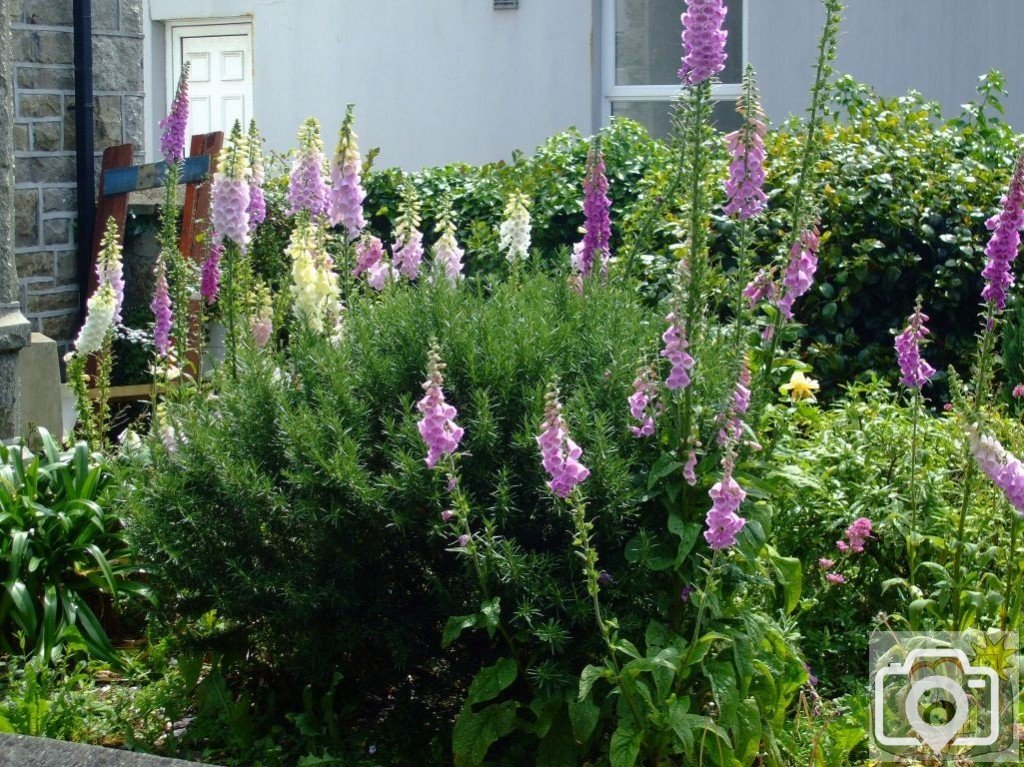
[146,0,600,169]
[749,0,1024,130]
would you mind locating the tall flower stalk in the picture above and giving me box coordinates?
[329,104,367,241]
[288,118,329,218]
[432,199,465,286]
[210,120,251,377]
[499,191,531,265]
[392,179,424,281]
[895,299,937,590]
[951,150,1024,627]
[571,138,612,284]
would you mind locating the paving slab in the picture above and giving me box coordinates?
[0,734,214,767]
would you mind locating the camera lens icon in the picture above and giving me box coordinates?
[874,648,1001,756]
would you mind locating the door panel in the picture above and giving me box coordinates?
[170,24,254,140]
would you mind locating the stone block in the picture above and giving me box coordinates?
[7,0,25,22]
[92,35,143,91]
[92,0,119,32]
[55,250,76,283]
[123,95,144,147]
[62,96,75,150]
[15,29,74,65]
[16,154,76,184]
[42,218,71,246]
[14,189,39,248]
[13,124,29,152]
[39,312,78,344]
[27,286,78,314]
[43,188,75,213]
[16,64,75,91]
[18,92,61,118]
[121,0,143,34]
[25,0,73,26]
[16,333,63,440]
[15,251,53,281]
[94,95,123,147]
[31,121,61,152]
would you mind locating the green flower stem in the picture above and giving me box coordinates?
[95,331,114,451]
[1002,508,1019,632]
[224,240,239,380]
[951,306,998,628]
[67,355,96,449]
[754,0,842,411]
[907,387,921,590]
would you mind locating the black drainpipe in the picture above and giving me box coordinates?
[72,0,95,314]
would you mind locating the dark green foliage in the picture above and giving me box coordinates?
[0,430,148,663]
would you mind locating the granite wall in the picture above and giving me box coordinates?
[9,0,143,353]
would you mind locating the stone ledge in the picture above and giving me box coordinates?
[0,734,214,767]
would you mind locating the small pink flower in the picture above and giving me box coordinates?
[683,450,698,486]
[1014,384,1024,399]
[458,534,470,548]
[826,572,846,585]
[944,402,954,412]
[441,510,455,522]
[818,558,834,570]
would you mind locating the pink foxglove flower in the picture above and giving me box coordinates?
[432,215,465,286]
[777,225,819,320]
[200,243,223,305]
[211,121,251,246]
[683,449,699,486]
[328,104,367,240]
[537,386,590,498]
[627,365,662,438]
[95,217,124,325]
[968,424,1024,515]
[367,258,398,292]
[981,152,1024,310]
[718,359,751,446]
[392,181,424,280]
[894,303,937,389]
[723,67,767,220]
[246,120,266,226]
[705,459,746,549]
[151,257,173,357]
[661,308,694,391]
[159,63,190,164]
[288,117,329,218]
[417,345,464,469]
[743,267,777,308]
[573,142,611,280]
[73,283,116,356]
[354,234,384,278]
[679,0,727,87]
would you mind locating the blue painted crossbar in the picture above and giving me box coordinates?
[101,155,212,196]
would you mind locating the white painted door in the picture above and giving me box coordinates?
[170,23,253,139]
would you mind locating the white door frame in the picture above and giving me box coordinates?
[164,19,254,119]
[600,0,749,122]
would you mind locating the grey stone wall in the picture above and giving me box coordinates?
[9,0,143,353]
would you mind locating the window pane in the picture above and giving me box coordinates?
[612,99,743,139]
[615,0,743,86]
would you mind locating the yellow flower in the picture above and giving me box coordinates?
[780,371,820,402]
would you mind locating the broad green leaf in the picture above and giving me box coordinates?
[769,551,802,614]
[466,657,517,707]
[609,722,642,767]
[648,453,684,491]
[452,700,518,767]
[479,597,501,637]
[568,695,599,742]
[732,698,761,766]
[442,614,477,648]
[579,664,608,700]
[85,543,119,596]
[707,661,739,729]
[6,580,37,636]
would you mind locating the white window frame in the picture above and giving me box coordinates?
[601,0,749,122]
[164,19,254,118]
